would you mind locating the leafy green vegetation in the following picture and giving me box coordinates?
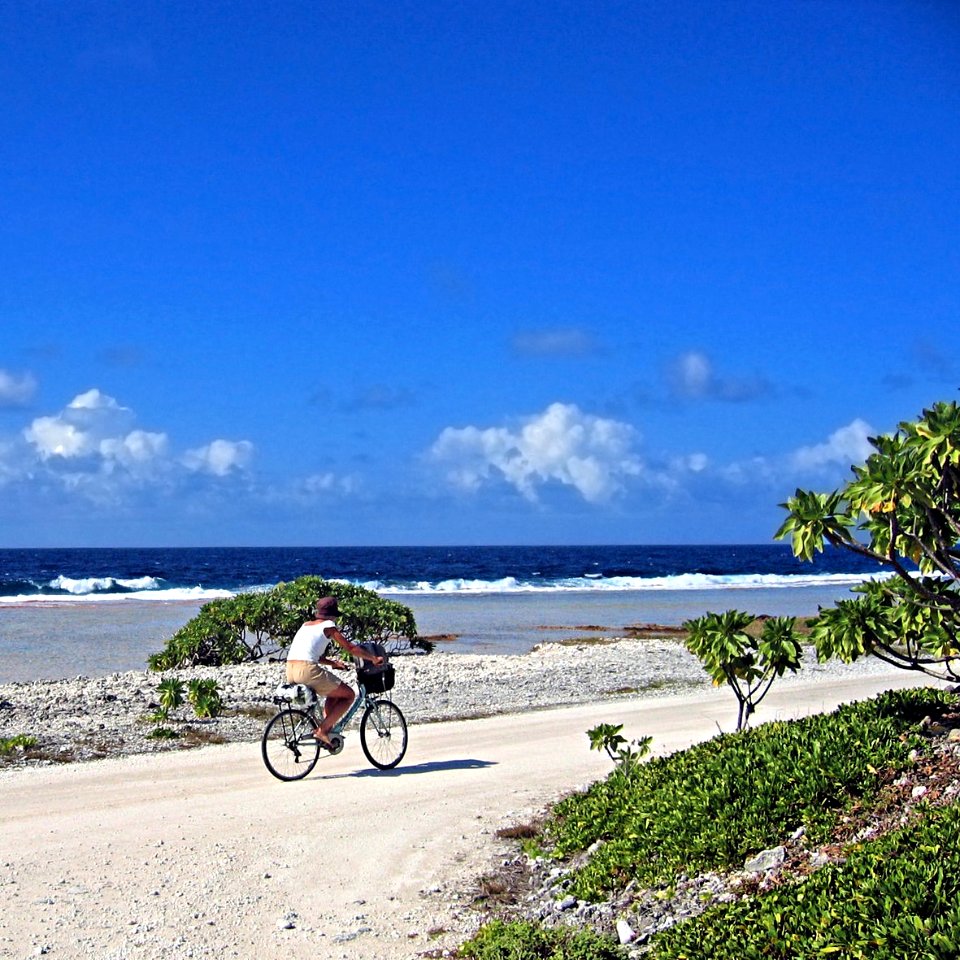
[0,733,38,755]
[186,677,223,718]
[148,575,426,669]
[648,802,960,960]
[156,677,185,719]
[586,722,651,775]
[683,612,803,730]
[459,919,625,960]
[548,688,948,900]
[776,398,960,681]
[460,688,960,960]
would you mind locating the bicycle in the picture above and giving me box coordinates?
[260,655,408,781]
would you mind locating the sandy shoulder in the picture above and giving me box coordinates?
[0,663,939,960]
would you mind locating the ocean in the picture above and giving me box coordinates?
[0,545,887,683]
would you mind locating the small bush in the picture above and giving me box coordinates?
[187,678,223,719]
[156,677,185,719]
[458,919,624,960]
[0,734,38,755]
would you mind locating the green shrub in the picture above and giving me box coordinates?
[187,678,223,718]
[544,688,953,900]
[0,734,38,755]
[156,677,186,719]
[148,575,426,669]
[648,802,960,959]
[458,919,624,960]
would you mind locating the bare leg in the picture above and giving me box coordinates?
[316,683,355,741]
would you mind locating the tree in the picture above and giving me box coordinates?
[776,398,960,681]
[683,610,803,730]
[148,575,428,670]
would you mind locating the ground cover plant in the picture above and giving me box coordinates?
[646,801,960,960]
[459,919,624,960]
[459,687,959,959]
[548,688,952,900]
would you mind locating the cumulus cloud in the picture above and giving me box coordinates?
[512,327,600,358]
[0,369,38,407]
[667,351,771,403]
[182,439,254,477]
[15,388,253,499]
[429,402,642,503]
[24,389,138,460]
[790,418,875,471]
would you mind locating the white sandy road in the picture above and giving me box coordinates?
[0,669,940,960]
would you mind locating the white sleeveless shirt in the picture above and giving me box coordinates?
[286,620,336,661]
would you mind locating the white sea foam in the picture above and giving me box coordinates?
[49,575,162,594]
[0,569,891,606]
[380,571,889,595]
[0,586,234,605]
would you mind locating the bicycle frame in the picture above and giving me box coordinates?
[262,668,408,779]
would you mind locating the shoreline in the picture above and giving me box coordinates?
[0,635,906,771]
[0,578,867,683]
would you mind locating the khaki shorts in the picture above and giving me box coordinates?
[286,661,341,696]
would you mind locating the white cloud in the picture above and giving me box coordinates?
[671,351,713,398]
[69,388,120,411]
[24,389,137,461]
[667,350,771,403]
[790,418,875,471]
[0,369,38,407]
[100,430,170,467]
[429,402,642,503]
[16,388,251,497]
[672,452,709,473]
[183,439,254,476]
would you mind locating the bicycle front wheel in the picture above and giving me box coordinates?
[261,708,320,781]
[360,699,408,770]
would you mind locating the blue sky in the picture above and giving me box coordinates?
[1,1,958,547]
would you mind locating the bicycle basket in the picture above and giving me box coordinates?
[355,641,394,693]
[274,682,317,706]
[358,663,395,693]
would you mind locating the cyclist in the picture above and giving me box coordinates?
[285,596,383,748]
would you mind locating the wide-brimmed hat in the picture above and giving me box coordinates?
[315,596,339,619]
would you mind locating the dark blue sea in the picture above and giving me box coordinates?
[0,545,887,683]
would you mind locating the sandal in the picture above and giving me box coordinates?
[313,728,334,749]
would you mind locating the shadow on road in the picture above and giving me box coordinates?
[321,757,497,779]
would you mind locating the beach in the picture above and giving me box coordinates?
[0,651,940,960]
[0,560,927,958]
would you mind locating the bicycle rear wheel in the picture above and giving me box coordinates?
[261,708,320,781]
[360,699,408,769]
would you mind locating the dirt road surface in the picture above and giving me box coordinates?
[0,670,935,960]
